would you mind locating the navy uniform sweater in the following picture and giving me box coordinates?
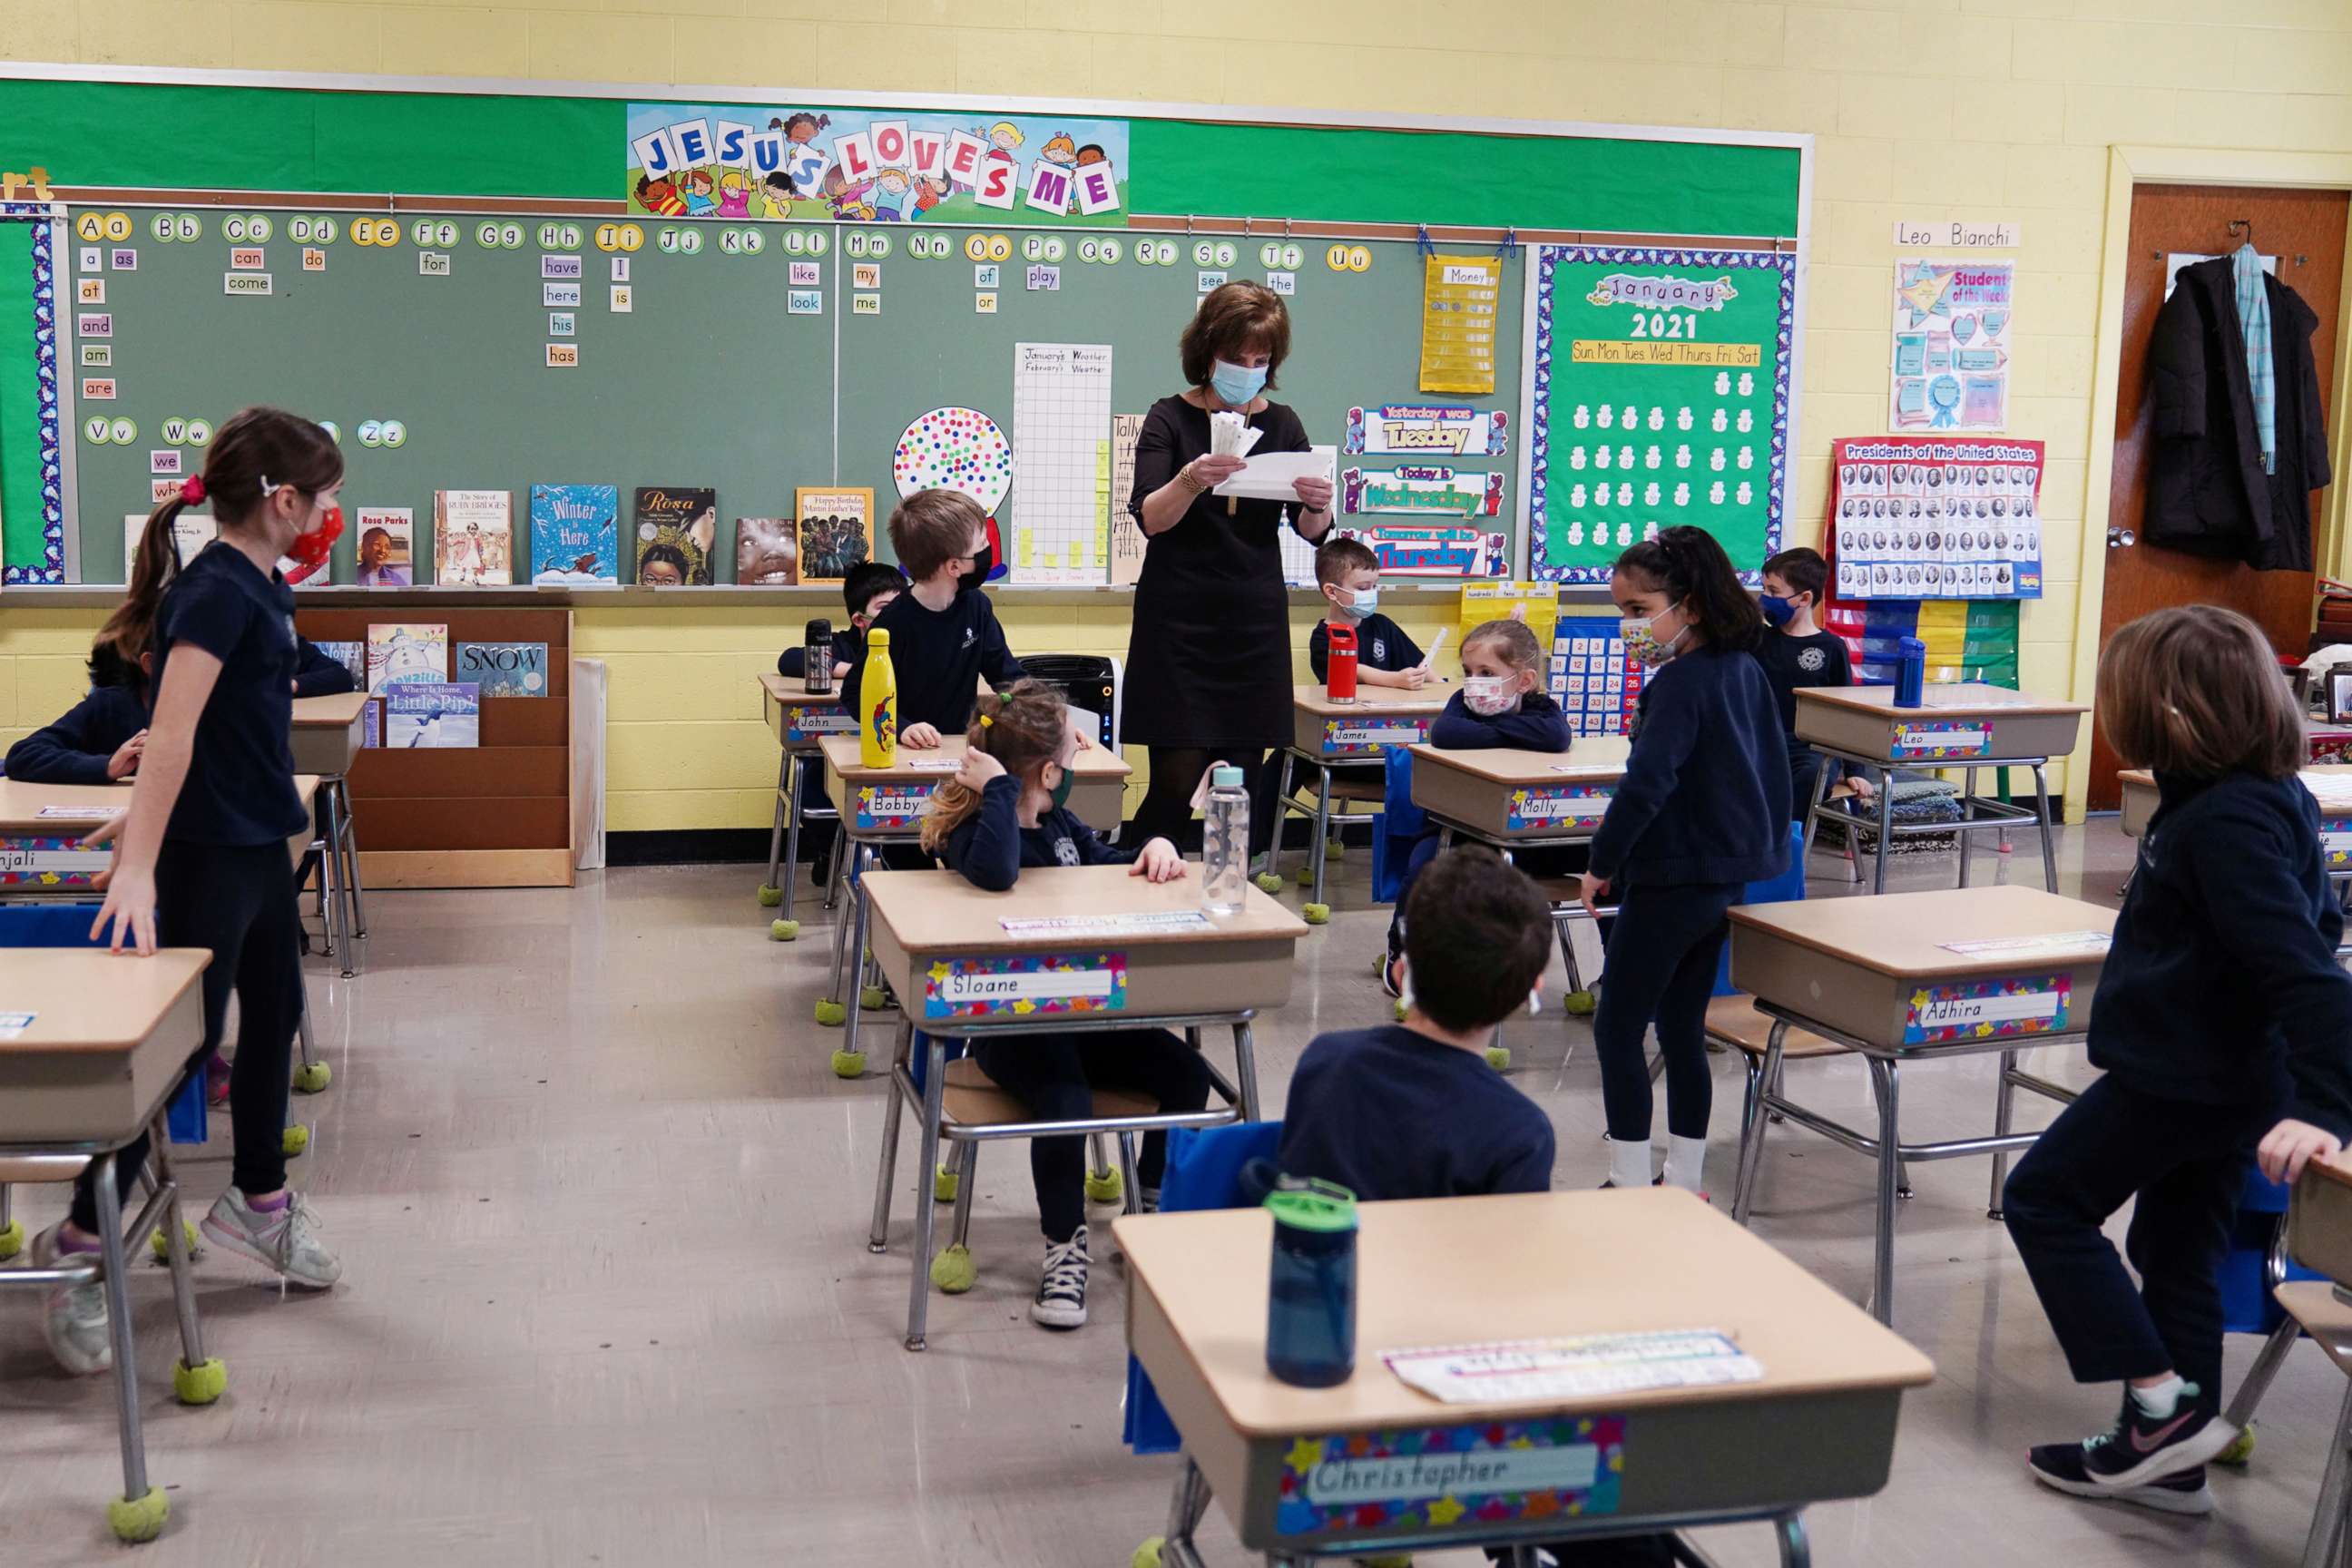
[1589,643,1788,887]
[1426,687,1573,751]
[1308,613,1425,681]
[843,586,1025,735]
[5,683,147,784]
[1279,1024,1555,1200]
[2101,771,2352,1137]
[944,774,1132,889]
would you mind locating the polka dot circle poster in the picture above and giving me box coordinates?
[893,407,1011,582]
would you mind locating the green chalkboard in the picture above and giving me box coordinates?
[58,205,832,583]
[1525,244,1796,583]
[54,206,1524,588]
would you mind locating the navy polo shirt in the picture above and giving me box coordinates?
[153,544,308,846]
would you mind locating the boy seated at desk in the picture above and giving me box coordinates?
[775,562,906,885]
[1381,618,1573,994]
[1308,535,1426,693]
[5,634,352,785]
[1751,546,1871,817]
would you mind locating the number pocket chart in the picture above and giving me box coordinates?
[1523,245,1796,584]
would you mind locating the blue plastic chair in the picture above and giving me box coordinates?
[0,904,205,1143]
[1713,821,1808,996]
[1122,1120,1283,1455]
[2216,1163,2331,1464]
[1370,749,1426,906]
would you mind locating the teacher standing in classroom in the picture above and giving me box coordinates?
[1123,281,1336,853]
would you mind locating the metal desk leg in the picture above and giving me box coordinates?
[906,1031,948,1351]
[1800,757,1834,869]
[839,851,875,1066]
[826,842,864,1004]
[1732,1022,1786,1225]
[1308,763,1334,911]
[763,747,792,903]
[1232,1021,1262,1122]
[1957,768,1975,888]
[868,1018,915,1252]
[1116,1134,1142,1214]
[946,1142,980,1248]
[1872,765,1896,896]
[2033,763,2059,893]
[1986,1047,2019,1219]
[2304,1379,2352,1568]
[145,1116,208,1379]
[1269,750,1295,887]
[1158,1455,1212,1568]
[91,1152,153,1517]
[779,751,806,928]
[337,777,367,941]
[1775,1512,1813,1568]
[1867,1057,1902,1325]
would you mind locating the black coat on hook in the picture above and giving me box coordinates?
[2146,256,2332,572]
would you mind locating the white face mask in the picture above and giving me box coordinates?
[1463,674,1518,716]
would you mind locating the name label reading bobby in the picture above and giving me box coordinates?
[853,785,932,830]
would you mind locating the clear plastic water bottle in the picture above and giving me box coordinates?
[1202,764,1250,916]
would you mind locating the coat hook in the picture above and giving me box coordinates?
[2227,217,2254,245]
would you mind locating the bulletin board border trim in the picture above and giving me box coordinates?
[1,203,63,584]
[1522,243,1798,586]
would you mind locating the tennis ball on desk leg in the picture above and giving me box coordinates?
[828,1048,865,1079]
[860,985,888,1010]
[1132,1538,1166,1568]
[282,1124,310,1157]
[928,1244,975,1294]
[1084,1166,1124,1204]
[769,918,799,941]
[757,884,782,907]
[1326,841,1345,861]
[292,1060,331,1093]
[2219,1426,2257,1466]
[0,1218,23,1261]
[934,1165,960,1203]
[1563,989,1598,1017]
[1294,865,1313,886]
[1302,903,1330,925]
[151,1219,201,1261]
[815,999,847,1026]
[1484,1044,1512,1071]
[1253,872,1284,895]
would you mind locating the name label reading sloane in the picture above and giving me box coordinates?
[924,953,1129,1020]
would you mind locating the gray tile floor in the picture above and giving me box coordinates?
[1,818,2340,1565]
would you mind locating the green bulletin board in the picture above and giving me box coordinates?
[1525,245,1796,583]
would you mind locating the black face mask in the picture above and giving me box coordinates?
[958,542,995,593]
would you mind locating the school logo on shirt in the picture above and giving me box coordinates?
[961,627,975,649]
[1371,637,1388,662]
[1798,647,1827,673]
[1054,836,1082,867]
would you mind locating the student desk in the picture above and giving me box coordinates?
[2119,766,2352,861]
[292,692,370,975]
[1793,682,2087,896]
[1272,684,1449,923]
[1728,885,2113,1324]
[814,734,1132,1076]
[754,671,855,939]
[0,777,333,1105]
[860,865,1305,1350]
[0,947,224,1541]
[1118,1189,1934,1566]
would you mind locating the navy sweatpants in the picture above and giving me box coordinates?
[1592,879,1743,1142]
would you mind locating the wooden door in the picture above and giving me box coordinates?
[2088,183,2347,810]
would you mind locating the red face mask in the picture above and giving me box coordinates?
[288,505,343,568]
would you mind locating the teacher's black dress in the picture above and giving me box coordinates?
[1122,395,1313,750]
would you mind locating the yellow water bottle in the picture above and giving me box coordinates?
[861,628,898,768]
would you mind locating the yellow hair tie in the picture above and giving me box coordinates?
[978,714,994,728]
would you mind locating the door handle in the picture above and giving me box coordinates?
[2107,525,2136,549]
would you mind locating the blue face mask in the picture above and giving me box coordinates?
[1338,585,1378,619]
[1210,358,1269,407]
[1759,593,1798,627]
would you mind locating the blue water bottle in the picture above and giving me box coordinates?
[1894,635,1926,708]
[1265,1180,1357,1387]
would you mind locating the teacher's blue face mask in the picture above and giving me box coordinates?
[1210,358,1269,407]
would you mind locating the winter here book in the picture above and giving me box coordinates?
[530,484,620,586]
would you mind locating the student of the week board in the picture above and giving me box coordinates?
[2004,605,2352,1517]
[33,408,346,1381]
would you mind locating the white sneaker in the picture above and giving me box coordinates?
[201,1188,340,1288]
[30,1225,111,1375]
[1032,1224,1089,1329]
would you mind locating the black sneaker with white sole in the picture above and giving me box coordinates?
[1032,1224,1090,1330]
[2028,1440,2214,1516]
[2065,1385,2237,1490]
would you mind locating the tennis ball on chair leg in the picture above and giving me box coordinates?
[1132,1538,1166,1568]
[107,1486,170,1544]
[1484,1044,1512,1071]
[757,884,782,907]
[828,1048,865,1079]
[815,998,847,1026]
[1563,989,1598,1016]
[1253,872,1285,895]
[860,985,888,1010]
[292,1060,331,1093]
[1302,903,1330,925]
[1084,1166,1123,1204]
[769,918,799,941]
[934,1165,960,1203]
[282,1124,310,1157]
[1294,864,1313,886]
[173,1356,227,1406]
[150,1219,201,1261]
[0,1218,23,1261]
[929,1244,975,1294]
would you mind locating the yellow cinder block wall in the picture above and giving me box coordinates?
[8,3,2352,829]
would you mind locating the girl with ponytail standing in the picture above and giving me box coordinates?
[34,407,346,1376]
[920,680,1208,1331]
[1582,526,1789,1197]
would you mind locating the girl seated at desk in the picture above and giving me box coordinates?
[920,680,1206,1333]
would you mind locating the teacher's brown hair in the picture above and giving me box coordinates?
[1181,280,1290,392]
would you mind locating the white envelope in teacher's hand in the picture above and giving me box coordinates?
[1212,445,1337,503]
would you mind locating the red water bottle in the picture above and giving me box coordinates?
[1327,624,1358,704]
